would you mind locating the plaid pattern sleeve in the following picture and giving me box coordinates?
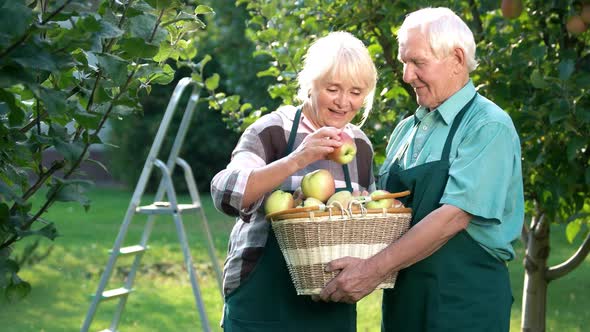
[211,105,377,296]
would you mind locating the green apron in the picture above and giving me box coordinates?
[223,108,356,331]
[381,96,512,332]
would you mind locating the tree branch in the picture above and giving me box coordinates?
[467,0,483,42]
[0,0,74,59]
[546,231,590,281]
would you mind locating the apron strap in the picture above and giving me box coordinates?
[285,107,354,192]
[285,107,303,156]
[441,94,477,160]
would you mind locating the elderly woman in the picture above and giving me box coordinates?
[319,8,524,332]
[210,31,378,331]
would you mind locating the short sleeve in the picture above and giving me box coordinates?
[440,122,518,223]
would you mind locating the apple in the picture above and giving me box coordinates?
[300,169,335,202]
[326,190,353,209]
[501,0,523,19]
[327,132,357,165]
[264,190,294,215]
[582,5,590,24]
[566,15,588,35]
[366,190,395,209]
[303,197,324,208]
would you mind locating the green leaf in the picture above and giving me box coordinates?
[96,53,128,85]
[0,1,32,46]
[48,180,92,209]
[221,95,241,113]
[529,45,547,61]
[257,66,280,78]
[530,69,548,89]
[195,5,215,15]
[5,274,31,302]
[11,43,70,72]
[150,64,175,85]
[557,60,575,81]
[565,221,581,243]
[53,139,85,163]
[38,88,68,117]
[128,14,167,44]
[17,222,59,241]
[205,73,220,91]
[73,110,101,129]
[118,37,159,59]
[586,167,590,185]
[566,137,585,162]
[97,19,124,39]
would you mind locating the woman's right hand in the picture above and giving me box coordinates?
[289,126,343,170]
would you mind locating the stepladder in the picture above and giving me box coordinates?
[81,77,224,332]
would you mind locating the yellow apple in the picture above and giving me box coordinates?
[301,169,335,203]
[264,190,294,215]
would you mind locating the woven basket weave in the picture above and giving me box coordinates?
[268,200,411,295]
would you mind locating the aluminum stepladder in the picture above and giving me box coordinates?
[81,77,224,332]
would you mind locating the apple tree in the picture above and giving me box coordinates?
[228,0,590,330]
[0,0,240,301]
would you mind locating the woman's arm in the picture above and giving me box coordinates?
[241,126,344,208]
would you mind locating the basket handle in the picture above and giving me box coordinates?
[370,190,411,201]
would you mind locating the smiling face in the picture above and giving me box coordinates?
[398,29,467,110]
[306,75,368,129]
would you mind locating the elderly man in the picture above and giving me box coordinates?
[320,7,524,332]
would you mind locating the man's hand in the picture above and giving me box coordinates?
[319,256,384,304]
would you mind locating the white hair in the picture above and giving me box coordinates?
[297,31,378,127]
[397,7,478,72]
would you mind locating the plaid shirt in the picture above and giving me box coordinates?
[211,105,376,295]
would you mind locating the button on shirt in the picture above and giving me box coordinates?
[378,80,524,261]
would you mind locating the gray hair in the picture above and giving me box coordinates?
[297,31,378,127]
[397,7,478,72]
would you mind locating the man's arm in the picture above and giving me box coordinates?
[319,204,471,303]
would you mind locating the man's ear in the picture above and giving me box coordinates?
[452,47,467,73]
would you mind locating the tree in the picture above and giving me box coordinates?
[0,0,238,301]
[230,0,590,330]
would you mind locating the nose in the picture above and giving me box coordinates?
[402,63,416,84]
[333,91,346,107]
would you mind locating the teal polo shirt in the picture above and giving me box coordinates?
[378,80,524,261]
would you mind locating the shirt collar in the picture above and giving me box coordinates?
[415,79,477,125]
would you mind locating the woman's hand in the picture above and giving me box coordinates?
[288,126,343,171]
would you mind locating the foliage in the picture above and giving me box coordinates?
[0,0,241,301]
[108,0,278,192]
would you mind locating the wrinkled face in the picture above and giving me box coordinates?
[399,29,459,110]
[309,75,367,129]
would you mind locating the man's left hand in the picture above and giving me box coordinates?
[319,256,383,304]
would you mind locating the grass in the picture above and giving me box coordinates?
[0,187,588,331]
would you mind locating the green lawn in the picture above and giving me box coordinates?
[0,187,588,331]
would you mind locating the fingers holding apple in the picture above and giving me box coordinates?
[326,132,357,165]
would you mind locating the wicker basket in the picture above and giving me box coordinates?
[267,191,412,295]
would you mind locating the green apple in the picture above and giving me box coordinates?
[366,190,394,209]
[327,132,357,165]
[301,169,335,203]
[264,190,294,215]
[326,190,353,209]
[303,197,324,209]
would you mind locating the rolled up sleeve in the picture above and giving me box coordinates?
[210,127,267,221]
